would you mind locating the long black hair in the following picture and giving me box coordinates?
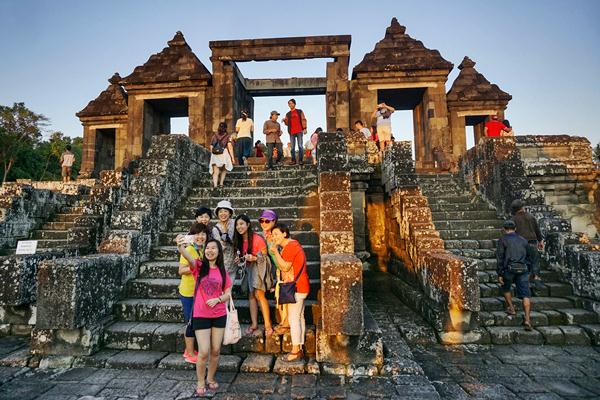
[233,214,253,256]
[199,239,227,290]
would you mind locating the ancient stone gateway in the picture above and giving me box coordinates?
[77,18,514,176]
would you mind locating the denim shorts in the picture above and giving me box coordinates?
[179,295,194,338]
[502,272,531,298]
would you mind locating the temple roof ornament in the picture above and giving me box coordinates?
[447,56,512,103]
[76,73,128,118]
[352,17,453,78]
[121,31,211,86]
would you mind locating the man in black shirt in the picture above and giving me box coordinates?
[511,199,544,288]
[497,220,534,330]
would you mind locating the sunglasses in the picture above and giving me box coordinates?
[259,219,272,224]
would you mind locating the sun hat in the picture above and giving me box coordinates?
[215,200,234,216]
[259,209,278,222]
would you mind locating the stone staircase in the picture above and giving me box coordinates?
[529,172,598,238]
[417,173,600,345]
[103,165,321,366]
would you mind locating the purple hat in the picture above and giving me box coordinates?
[259,209,278,221]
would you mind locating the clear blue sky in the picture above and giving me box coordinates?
[1,0,599,147]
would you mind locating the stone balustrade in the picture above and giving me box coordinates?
[381,141,481,344]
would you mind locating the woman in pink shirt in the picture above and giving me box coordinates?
[177,237,232,397]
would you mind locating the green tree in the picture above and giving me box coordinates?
[0,103,47,183]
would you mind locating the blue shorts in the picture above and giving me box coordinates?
[502,272,531,298]
[179,295,194,338]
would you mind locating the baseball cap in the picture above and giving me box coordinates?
[503,220,516,230]
[259,209,278,221]
[270,110,280,116]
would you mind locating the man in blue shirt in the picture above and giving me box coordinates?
[497,220,534,330]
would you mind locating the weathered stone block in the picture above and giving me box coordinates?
[320,210,353,232]
[319,192,351,212]
[240,353,273,373]
[319,172,350,192]
[320,254,363,335]
[320,232,354,255]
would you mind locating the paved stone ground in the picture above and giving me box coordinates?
[0,271,599,399]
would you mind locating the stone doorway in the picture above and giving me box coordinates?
[94,128,116,176]
[465,115,487,147]
[142,98,189,155]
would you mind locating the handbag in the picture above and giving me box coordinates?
[508,261,528,275]
[222,299,241,345]
[277,261,305,305]
[212,141,225,155]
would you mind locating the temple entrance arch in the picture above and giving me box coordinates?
[208,35,351,143]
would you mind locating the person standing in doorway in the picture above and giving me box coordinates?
[235,110,254,165]
[484,113,512,137]
[371,103,395,151]
[263,111,283,170]
[60,144,76,183]
[282,99,307,165]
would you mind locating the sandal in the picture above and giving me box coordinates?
[265,326,274,337]
[194,386,207,397]
[523,321,533,331]
[286,350,304,362]
[273,325,290,335]
[207,381,219,391]
[505,307,516,316]
[244,326,258,335]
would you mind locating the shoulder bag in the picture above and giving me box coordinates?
[223,299,241,345]
[277,261,305,304]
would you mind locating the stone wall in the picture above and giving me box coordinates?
[0,185,80,250]
[31,135,211,356]
[459,136,600,306]
[380,141,481,344]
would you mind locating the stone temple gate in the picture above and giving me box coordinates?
[77,18,513,177]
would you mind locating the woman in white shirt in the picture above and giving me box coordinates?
[235,110,254,166]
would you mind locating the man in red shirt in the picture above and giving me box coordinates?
[283,99,307,165]
[484,113,512,137]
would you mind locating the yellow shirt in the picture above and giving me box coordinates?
[179,244,202,297]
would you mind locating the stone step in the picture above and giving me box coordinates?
[444,240,498,251]
[42,221,75,230]
[190,186,317,199]
[421,189,465,198]
[438,228,502,240]
[429,202,494,212]
[480,296,575,312]
[35,239,70,248]
[126,277,321,300]
[114,298,318,325]
[175,205,319,220]
[184,195,317,208]
[61,206,85,214]
[138,260,323,280]
[478,281,573,298]
[151,245,321,262]
[53,213,80,223]
[168,218,319,233]
[477,269,562,284]
[530,173,597,184]
[486,325,592,345]
[213,169,318,181]
[159,230,319,246]
[545,193,587,205]
[103,321,317,355]
[433,219,504,231]
[432,210,499,221]
[426,195,474,204]
[31,229,69,240]
[191,176,312,189]
[533,181,595,192]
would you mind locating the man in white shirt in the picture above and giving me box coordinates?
[354,120,372,139]
[371,103,395,151]
[235,110,254,165]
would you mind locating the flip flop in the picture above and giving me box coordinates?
[523,321,533,331]
[244,326,258,335]
[265,326,274,337]
[207,381,219,391]
[505,307,516,316]
[194,386,207,397]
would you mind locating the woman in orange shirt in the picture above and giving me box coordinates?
[269,223,310,361]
